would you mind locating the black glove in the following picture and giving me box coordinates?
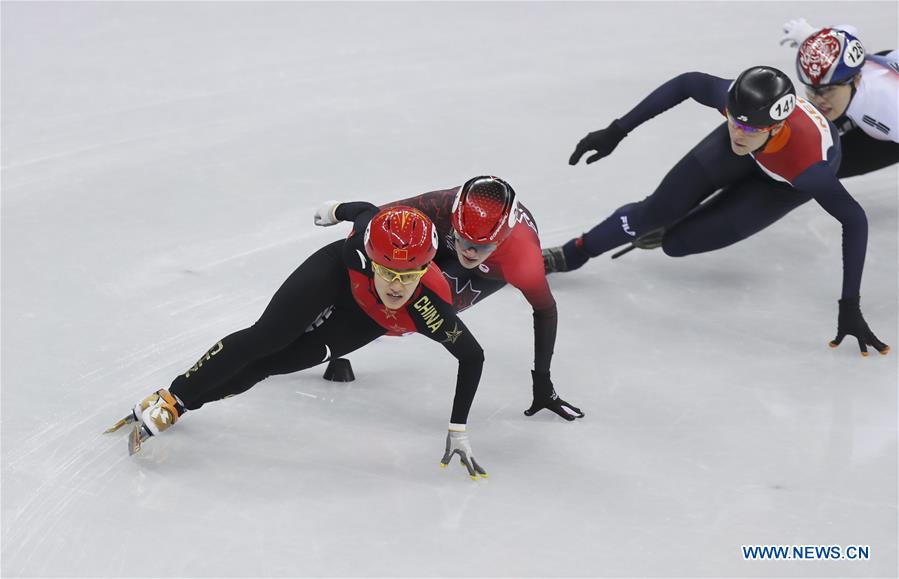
[524,371,584,421]
[568,120,627,165]
[829,297,890,356]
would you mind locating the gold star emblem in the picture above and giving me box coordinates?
[443,323,464,344]
[381,306,398,319]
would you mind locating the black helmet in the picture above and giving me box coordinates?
[726,66,797,128]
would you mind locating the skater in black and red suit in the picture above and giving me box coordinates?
[111,206,489,479]
[314,176,585,421]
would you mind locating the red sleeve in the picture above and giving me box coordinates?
[491,223,556,311]
[486,217,558,374]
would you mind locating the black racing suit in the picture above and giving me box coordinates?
[169,211,484,426]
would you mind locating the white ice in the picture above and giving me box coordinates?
[2,2,897,577]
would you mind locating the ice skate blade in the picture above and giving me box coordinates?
[128,424,150,455]
[104,414,135,434]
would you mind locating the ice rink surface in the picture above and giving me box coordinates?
[2,2,897,577]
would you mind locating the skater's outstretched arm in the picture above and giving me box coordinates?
[314,201,379,228]
[498,219,585,421]
[617,72,732,131]
[570,72,732,165]
[791,163,889,356]
[408,264,487,479]
[407,286,485,427]
[411,292,488,480]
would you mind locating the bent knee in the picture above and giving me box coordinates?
[661,235,694,257]
[466,346,486,365]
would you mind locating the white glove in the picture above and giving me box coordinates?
[313,200,341,226]
[440,429,487,479]
[780,18,818,48]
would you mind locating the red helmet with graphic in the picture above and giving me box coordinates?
[451,176,519,245]
[364,206,438,268]
[797,28,866,87]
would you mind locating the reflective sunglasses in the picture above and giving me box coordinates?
[453,232,497,254]
[726,111,778,134]
[372,261,429,285]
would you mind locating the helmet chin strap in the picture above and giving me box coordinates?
[847,73,860,103]
[750,138,771,154]
[837,73,862,106]
[752,123,783,153]
[832,76,861,127]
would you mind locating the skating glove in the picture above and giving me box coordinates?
[524,371,585,421]
[779,18,818,48]
[440,429,487,480]
[569,120,627,165]
[829,297,890,356]
[313,200,341,226]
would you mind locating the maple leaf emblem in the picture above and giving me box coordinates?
[443,273,482,312]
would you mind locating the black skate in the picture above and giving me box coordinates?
[323,357,355,382]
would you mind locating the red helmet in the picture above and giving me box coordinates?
[364,206,438,268]
[451,176,519,245]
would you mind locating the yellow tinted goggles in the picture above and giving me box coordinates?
[372,261,429,285]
